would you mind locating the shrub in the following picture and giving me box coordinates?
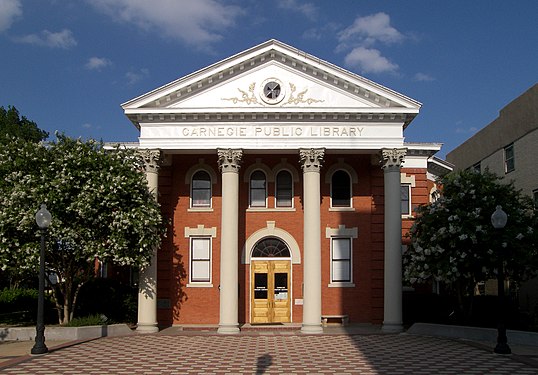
[75,278,137,324]
[0,288,55,325]
[62,314,108,327]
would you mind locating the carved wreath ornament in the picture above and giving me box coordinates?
[222,82,323,106]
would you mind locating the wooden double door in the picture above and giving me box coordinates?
[251,260,291,324]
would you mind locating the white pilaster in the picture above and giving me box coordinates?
[299,148,325,334]
[137,149,162,333]
[381,148,406,333]
[217,148,242,334]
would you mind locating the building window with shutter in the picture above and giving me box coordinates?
[191,170,211,208]
[331,170,351,208]
[275,170,293,207]
[249,170,267,208]
[190,237,211,284]
[331,237,352,283]
[401,184,411,216]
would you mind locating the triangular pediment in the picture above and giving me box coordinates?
[122,40,420,124]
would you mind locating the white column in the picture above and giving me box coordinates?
[299,148,325,334]
[381,148,406,333]
[137,149,162,333]
[217,148,242,334]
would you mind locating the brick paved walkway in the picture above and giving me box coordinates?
[1,333,537,374]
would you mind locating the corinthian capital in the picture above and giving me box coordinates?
[139,149,163,174]
[380,148,407,170]
[299,148,325,173]
[217,148,243,173]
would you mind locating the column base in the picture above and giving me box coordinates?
[136,323,159,333]
[381,323,403,333]
[301,323,323,334]
[217,324,240,334]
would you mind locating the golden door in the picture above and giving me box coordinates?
[251,260,291,324]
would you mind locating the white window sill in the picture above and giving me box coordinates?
[188,208,214,212]
[328,282,355,288]
[329,207,355,212]
[246,208,296,212]
[187,283,213,288]
[401,214,414,219]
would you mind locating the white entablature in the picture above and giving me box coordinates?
[122,39,422,152]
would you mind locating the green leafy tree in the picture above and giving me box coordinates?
[0,106,48,143]
[404,169,538,321]
[0,134,165,324]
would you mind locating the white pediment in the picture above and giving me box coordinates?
[123,40,420,116]
[121,40,422,151]
[168,61,378,110]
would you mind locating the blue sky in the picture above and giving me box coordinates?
[1,0,537,158]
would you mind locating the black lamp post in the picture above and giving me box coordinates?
[490,205,511,354]
[31,204,51,355]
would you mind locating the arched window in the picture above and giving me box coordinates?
[252,238,290,258]
[275,170,293,207]
[250,170,267,207]
[191,170,211,207]
[331,170,351,207]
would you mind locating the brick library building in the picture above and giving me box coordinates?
[119,40,451,334]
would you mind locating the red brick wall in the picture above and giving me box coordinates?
[155,154,430,327]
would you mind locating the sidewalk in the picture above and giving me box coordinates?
[1,324,537,374]
[0,340,72,366]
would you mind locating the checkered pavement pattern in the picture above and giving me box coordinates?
[2,333,537,374]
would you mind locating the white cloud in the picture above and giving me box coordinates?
[413,72,435,82]
[14,29,77,49]
[126,68,149,85]
[277,0,318,21]
[89,0,244,50]
[337,13,403,75]
[0,0,22,32]
[344,47,398,74]
[85,57,112,70]
[338,12,403,48]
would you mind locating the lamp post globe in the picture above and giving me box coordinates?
[490,205,511,355]
[31,204,51,355]
[491,205,508,230]
[35,204,52,229]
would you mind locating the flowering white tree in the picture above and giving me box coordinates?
[404,169,537,320]
[0,134,165,323]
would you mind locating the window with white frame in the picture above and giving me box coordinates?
[275,170,293,207]
[250,170,267,207]
[331,237,352,283]
[504,143,515,173]
[190,237,211,283]
[331,170,351,207]
[191,170,211,208]
[401,184,411,215]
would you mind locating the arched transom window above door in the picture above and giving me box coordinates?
[252,237,291,258]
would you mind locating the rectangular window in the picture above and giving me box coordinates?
[401,184,411,215]
[331,238,351,283]
[504,144,515,173]
[190,237,211,283]
[276,171,293,207]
